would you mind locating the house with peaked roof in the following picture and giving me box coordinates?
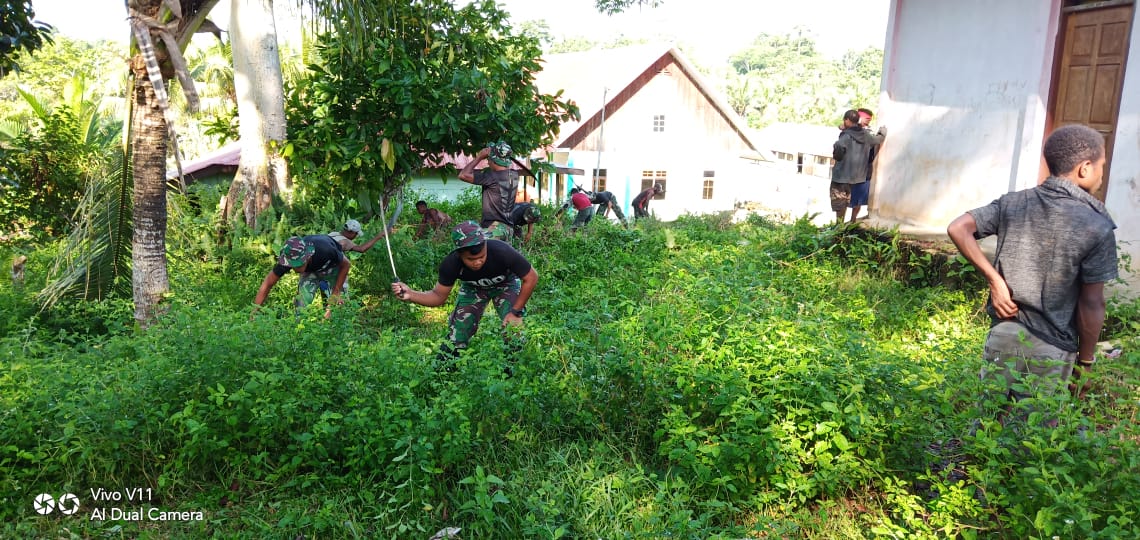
[412,44,771,218]
[528,44,770,220]
[870,0,1140,294]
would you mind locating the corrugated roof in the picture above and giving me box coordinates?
[168,141,240,179]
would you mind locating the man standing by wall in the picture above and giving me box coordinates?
[459,141,519,240]
[848,108,879,222]
[832,109,886,223]
[947,124,1117,414]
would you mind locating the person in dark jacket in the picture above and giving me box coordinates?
[831,109,886,223]
[847,108,880,222]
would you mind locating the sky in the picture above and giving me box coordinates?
[29,0,890,64]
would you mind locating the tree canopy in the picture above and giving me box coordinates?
[724,30,882,128]
[0,0,53,78]
[286,0,578,211]
[0,35,126,123]
[593,0,664,15]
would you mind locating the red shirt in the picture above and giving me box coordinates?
[571,192,591,210]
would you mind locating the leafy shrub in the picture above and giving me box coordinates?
[3,210,1139,539]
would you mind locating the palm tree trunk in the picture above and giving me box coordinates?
[129,58,170,326]
[224,0,290,228]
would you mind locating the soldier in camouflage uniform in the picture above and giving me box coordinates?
[253,235,351,318]
[391,221,538,371]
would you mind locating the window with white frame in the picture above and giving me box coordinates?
[652,115,665,132]
[702,170,714,200]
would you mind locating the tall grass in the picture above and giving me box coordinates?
[2,208,1138,539]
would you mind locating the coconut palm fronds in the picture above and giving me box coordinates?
[38,145,133,309]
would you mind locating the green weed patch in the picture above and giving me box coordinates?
[2,211,1138,538]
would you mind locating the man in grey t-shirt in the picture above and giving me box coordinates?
[459,141,519,241]
[947,124,1117,406]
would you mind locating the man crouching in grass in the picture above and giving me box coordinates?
[391,220,538,374]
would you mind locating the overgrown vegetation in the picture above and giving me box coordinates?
[3,204,1138,538]
[285,0,578,215]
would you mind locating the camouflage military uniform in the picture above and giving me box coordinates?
[483,221,511,242]
[447,277,522,349]
[270,235,347,311]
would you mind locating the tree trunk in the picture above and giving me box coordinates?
[129,56,170,327]
[225,0,290,228]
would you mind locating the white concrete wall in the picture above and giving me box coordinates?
[1105,8,1140,296]
[876,0,1138,295]
[873,0,1060,232]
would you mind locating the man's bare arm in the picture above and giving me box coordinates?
[947,213,1018,318]
[392,281,452,307]
[1076,281,1107,364]
[352,231,387,252]
[459,147,490,183]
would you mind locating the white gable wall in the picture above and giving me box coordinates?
[569,61,757,221]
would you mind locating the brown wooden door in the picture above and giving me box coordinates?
[1052,4,1134,200]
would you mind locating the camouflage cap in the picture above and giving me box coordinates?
[278,236,315,268]
[452,220,490,250]
[524,205,541,222]
[488,141,513,167]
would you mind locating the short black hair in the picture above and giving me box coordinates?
[459,242,485,256]
[570,187,582,194]
[843,109,860,124]
[857,107,873,117]
[415,200,428,207]
[1043,124,1105,176]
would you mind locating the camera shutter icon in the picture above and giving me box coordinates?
[57,493,80,515]
[33,493,55,515]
